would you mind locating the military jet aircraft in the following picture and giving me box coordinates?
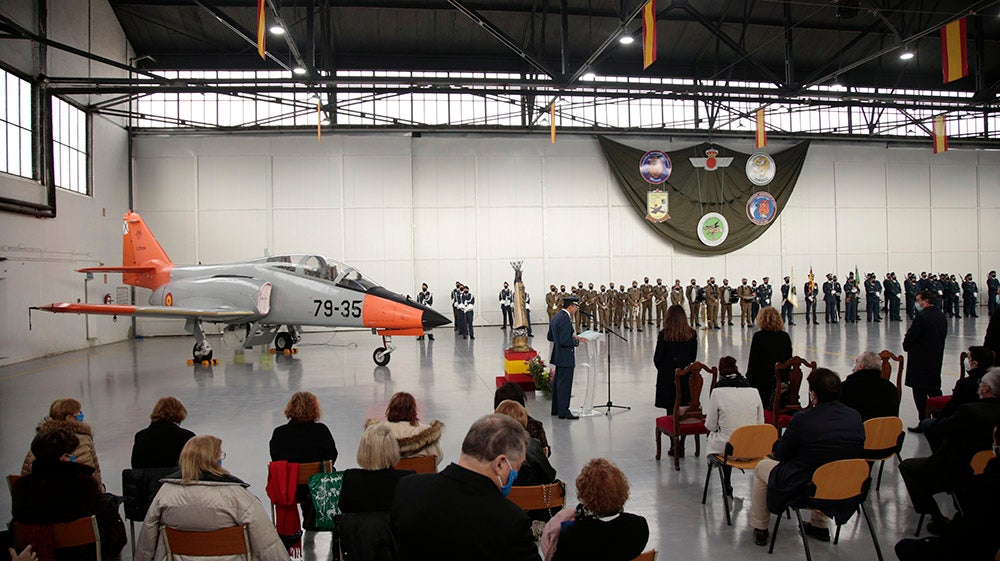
[33,212,449,365]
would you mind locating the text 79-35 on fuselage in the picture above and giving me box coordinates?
[33,212,449,365]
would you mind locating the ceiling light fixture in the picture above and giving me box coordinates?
[619,35,635,45]
[293,66,307,75]
[269,24,285,36]
[899,50,915,60]
[583,72,597,80]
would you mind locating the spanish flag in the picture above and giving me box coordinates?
[755,108,766,149]
[550,101,556,144]
[257,0,266,60]
[940,17,968,83]
[642,0,656,69]
[933,115,948,154]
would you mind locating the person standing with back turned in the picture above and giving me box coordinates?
[904,290,948,432]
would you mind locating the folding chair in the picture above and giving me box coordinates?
[862,416,904,491]
[506,482,566,513]
[161,524,250,560]
[702,424,778,525]
[12,515,103,561]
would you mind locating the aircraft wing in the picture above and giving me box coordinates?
[33,302,258,321]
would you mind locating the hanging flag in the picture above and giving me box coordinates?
[933,115,948,154]
[257,0,267,60]
[941,17,968,83]
[550,101,556,144]
[755,108,767,149]
[642,0,656,69]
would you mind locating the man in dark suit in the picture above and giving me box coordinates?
[840,351,900,421]
[391,414,540,561]
[899,369,1000,533]
[749,368,865,546]
[904,290,949,430]
[823,274,836,323]
[547,297,581,420]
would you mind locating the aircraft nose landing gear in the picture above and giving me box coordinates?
[185,318,218,365]
[272,325,302,356]
[373,335,396,366]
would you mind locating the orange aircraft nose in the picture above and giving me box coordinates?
[361,288,451,331]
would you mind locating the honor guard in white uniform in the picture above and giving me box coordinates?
[499,282,514,330]
[451,281,462,332]
[417,283,434,340]
[459,285,475,339]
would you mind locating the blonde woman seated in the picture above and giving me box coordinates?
[338,424,416,561]
[135,435,288,561]
[22,398,103,489]
[541,458,648,561]
[705,356,765,493]
[367,392,443,465]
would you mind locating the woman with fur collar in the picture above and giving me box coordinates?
[21,398,103,489]
[366,392,444,466]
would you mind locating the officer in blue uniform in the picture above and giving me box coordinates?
[865,273,882,322]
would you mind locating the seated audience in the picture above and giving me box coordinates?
[939,346,994,418]
[391,414,540,561]
[749,368,865,546]
[894,424,1000,561]
[746,307,793,409]
[541,458,649,561]
[369,392,443,465]
[840,351,900,421]
[494,400,556,487]
[21,398,103,489]
[338,424,416,561]
[653,304,698,458]
[131,396,196,468]
[269,391,338,532]
[705,356,764,490]
[135,435,287,561]
[899,369,1000,532]
[495,382,550,454]
[11,427,126,561]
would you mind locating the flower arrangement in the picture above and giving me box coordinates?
[527,356,551,397]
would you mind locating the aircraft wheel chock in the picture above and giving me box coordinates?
[275,332,294,352]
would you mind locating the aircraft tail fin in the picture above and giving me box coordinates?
[120,212,173,289]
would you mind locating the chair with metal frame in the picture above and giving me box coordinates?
[506,482,566,513]
[767,458,883,561]
[701,424,778,526]
[655,362,714,471]
[268,460,334,522]
[394,454,437,474]
[161,524,251,560]
[862,416,905,491]
[12,515,103,561]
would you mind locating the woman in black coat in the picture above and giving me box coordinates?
[747,306,793,407]
[131,396,196,469]
[653,305,698,410]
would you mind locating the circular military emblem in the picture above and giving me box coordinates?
[697,212,729,247]
[746,191,778,225]
[745,152,776,186]
[639,150,672,184]
[164,292,173,307]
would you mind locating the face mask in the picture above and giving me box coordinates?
[964,358,974,372]
[914,303,922,315]
[69,454,77,462]
[499,458,518,497]
[75,412,84,422]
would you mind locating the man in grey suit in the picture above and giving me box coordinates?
[548,297,581,420]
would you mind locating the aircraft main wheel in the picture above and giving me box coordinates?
[373,347,391,366]
[275,332,293,352]
[192,344,213,363]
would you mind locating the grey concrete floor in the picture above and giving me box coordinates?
[1,313,987,560]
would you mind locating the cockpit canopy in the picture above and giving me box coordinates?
[257,255,379,292]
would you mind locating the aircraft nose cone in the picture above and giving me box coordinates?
[422,308,451,330]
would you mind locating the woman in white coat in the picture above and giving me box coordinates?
[705,356,765,458]
[135,435,289,561]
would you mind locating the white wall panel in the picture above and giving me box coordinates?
[789,159,835,209]
[544,208,608,257]
[543,157,608,207]
[888,209,931,253]
[778,207,837,255]
[198,210,268,263]
[980,167,1000,208]
[198,156,267,210]
[479,156,543,208]
[139,211,197,265]
[979,209,1000,252]
[835,160,886,208]
[932,209,978,251]
[134,158,196,211]
[272,156,341,209]
[931,165,978,208]
[888,253,932,278]
[837,209,887,252]
[272,209,340,256]
[932,251,978,277]
[886,164,930,208]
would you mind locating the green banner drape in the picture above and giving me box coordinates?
[598,136,810,255]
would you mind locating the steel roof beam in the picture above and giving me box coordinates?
[446,0,561,80]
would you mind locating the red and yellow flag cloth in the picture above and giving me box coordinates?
[933,115,948,154]
[257,0,267,60]
[755,108,766,149]
[642,0,656,69]
[941,17,968,83]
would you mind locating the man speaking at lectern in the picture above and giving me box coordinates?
[548,297,581,420]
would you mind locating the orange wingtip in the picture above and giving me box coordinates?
[77,266,157,273]
[38,303,137,315]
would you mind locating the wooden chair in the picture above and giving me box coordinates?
[878,349,904,405]
[655,362,714,471]
[766,357,815,433]
[161,525,250,560]
[632,550,657,561]
[268,460,334,522]
[701,424,778,525]
[862,416,905,491]
[971,449,995,476]
[12,515,103,561]
[395,454,437,474]
[506,482,565,513]
[768,459,883,561]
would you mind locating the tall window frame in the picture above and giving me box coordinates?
[1,67,33,180]
[51,95,90,195]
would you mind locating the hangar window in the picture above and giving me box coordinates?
[1,68,33,179]
[52,96,89,195]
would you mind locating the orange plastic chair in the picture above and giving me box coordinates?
[506,482,565,512]
[12,515,103,561]
[632,550,657,561]
[863,416,904,491]
[701,424,778,525]
[162,524,250,559]
[395,454,437,474]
